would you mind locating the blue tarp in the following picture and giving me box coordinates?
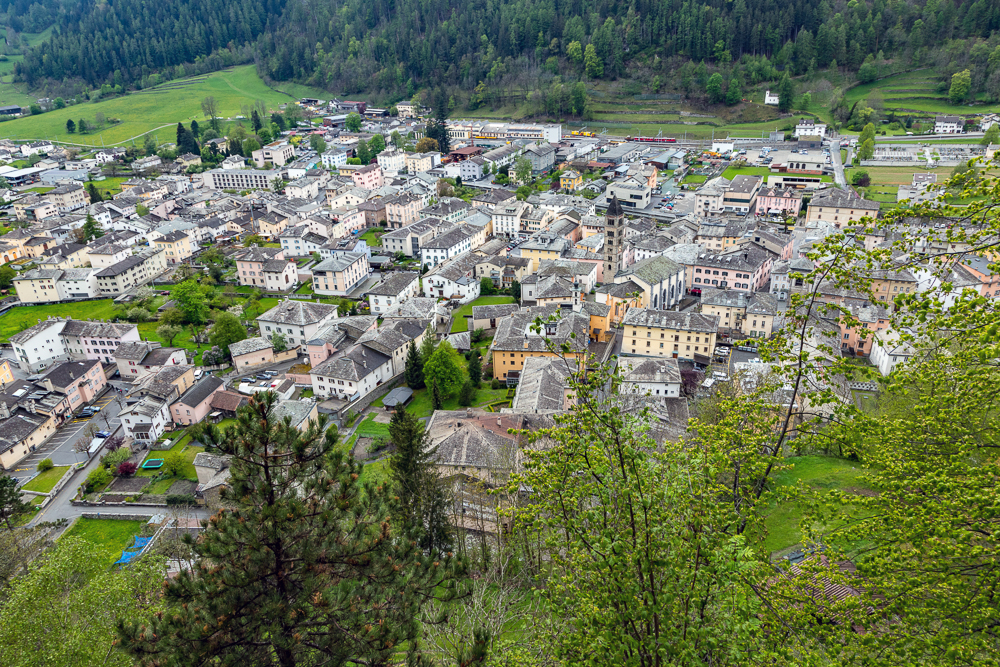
[114,549,141,565]
[131,536,152,550]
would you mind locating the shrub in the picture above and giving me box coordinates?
[36,458,53,472]
[166,494,197,506]
[102,448,130,470]
[117,461,138,477]
[491,378,501,390]
[163,451,186,477]
[84,467,111,493]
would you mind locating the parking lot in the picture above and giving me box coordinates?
[10,392,124,482]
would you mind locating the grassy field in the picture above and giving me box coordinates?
[721,166,770,179]
[404,386,509,418]
[61,517,145,562]
[358,228,382,247]
[0,299,119,343]
[681,173,708,184]
[21,466,69,493]
[0,65,296,146]
[451,296,515,332]
[86,176,131,198]
[844,70,1000,117]
[763,455,871,555]
[846,165,955,186]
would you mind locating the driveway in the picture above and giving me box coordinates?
[831,142,847,188]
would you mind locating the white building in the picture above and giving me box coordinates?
[617,356,682,398]
[934,115,963,134]
[764,90,780,105]
[119,394,172,444]
[419,226,475,270]
[793,118,827,138]
[869,330,916,377]
[257,300,339,349]
[376,149,406,176]
[492,201,529,238]
[422,252,481,304]
[321,149,348,169]
[367,272,419,315]
[9,320,68,371]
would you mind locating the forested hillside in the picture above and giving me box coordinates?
[8,0,1000,103]
[10,0,285,90]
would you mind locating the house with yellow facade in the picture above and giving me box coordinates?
[560,169,583,191]
[489,307,591,382]
[622,309,719,363]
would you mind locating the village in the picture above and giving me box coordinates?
[0,95,996,559]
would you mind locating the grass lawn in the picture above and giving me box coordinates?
[721,166,770,179]
[0,300,119,343]
[360,459,390,485]
[763,455,871,556]
[355,413,391,439]
[21,466,69,493]
[85,176,131,198]
[450,296,515,333]
[359,228,382,247]
[61,518,145,562]
[682,174,708,184]
[138,433,203,481]
[846,166,955,186]
[295,282,314,295]
[0,65,296,145]
[405,386,509,418]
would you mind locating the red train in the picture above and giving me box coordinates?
[625,136,677,143]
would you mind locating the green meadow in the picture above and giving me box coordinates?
[0,65,297,146]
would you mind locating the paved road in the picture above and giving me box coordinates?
[831,141,847,188]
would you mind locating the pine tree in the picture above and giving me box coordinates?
[404,339,424,389]
[458,379,475,407]
[778,73,795,112]
[419,324,437,365]
[468,351,482,388]
[190,119,200,139]
[430,380,444,410]
[65,119,75,133]
[81,213,103,241]
[86,182,102,203]
[118,392,467,666]
[388,407,452,552]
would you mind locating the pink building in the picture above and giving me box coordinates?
[690,246,774,293]
[755,187,802,217]
[332,207,367,235]
[61,321,141,365]
[41,359,108,421]
[169,376,224,426]
[351,163,384,190]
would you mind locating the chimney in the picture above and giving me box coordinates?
[69,371,74,380]
[466,408,472,418]
[26,399,35,414]
[0,402,8,420]
[43,378,54,392]
[497,416,502,427]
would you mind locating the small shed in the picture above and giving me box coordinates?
[382,386,414,410]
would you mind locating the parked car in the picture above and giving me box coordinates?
[96,431,111,438]
[689,287,702,296]
[194,369,204,379]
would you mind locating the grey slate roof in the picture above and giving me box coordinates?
[471,303,520,320]
[619,254,684,285]
[622,309,720,333]
[310,345,391,381]
[368,271,418,296]
[271,400,315,429]
[490,307,590,354]
[228,337,272,357]
[234,246,283,263]
[511,356,573,413]
[597,280,644,298]
[618,357,682,384]
[176,376,224,408]
[258,300,338,326]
